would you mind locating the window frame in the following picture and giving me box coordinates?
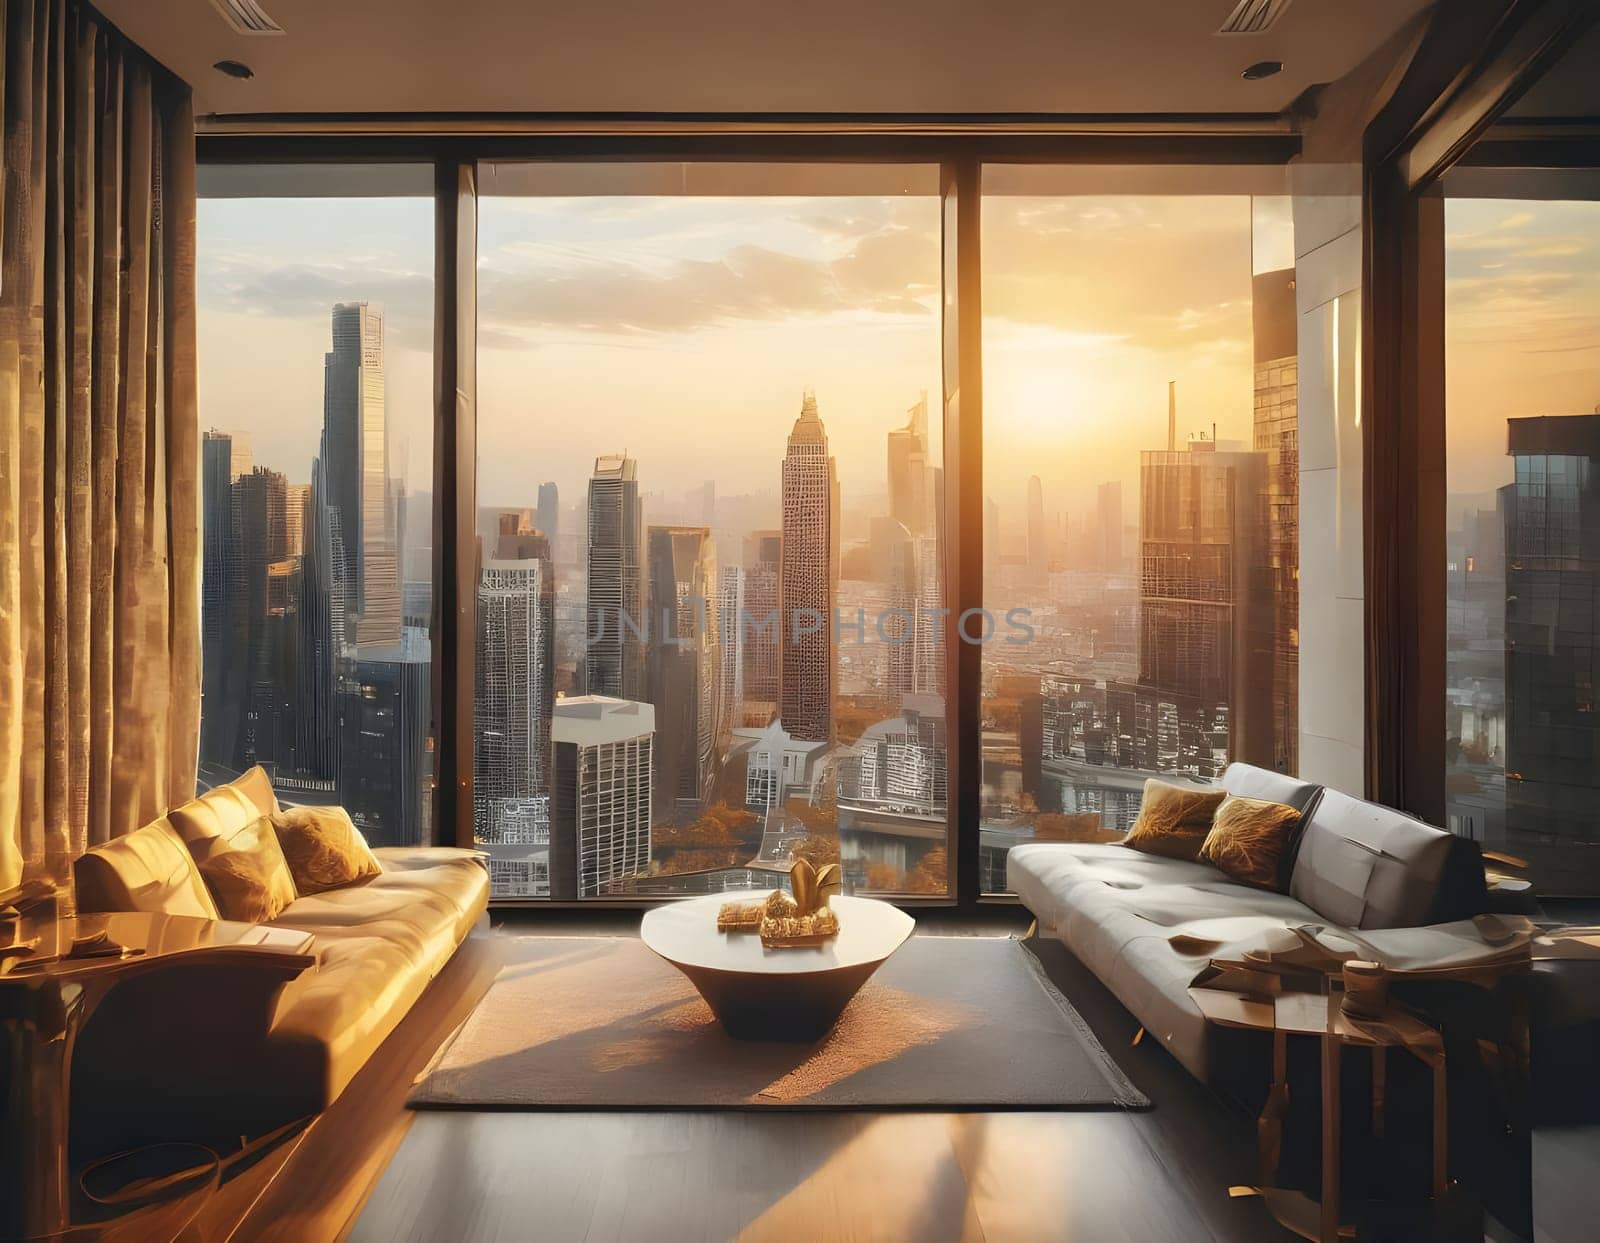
[194,127,1303,910]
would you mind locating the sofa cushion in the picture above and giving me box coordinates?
[1122,779,1225,862]
[1198,796,1302,891]
[261,854,489,1107]
[1220,763,1323,888]
[1007,842,1220,932]
[1008,840,1332,1081]
[198,839,296,922]
[270,858,487,945]
[271,804,383,895]
[1289,789,1457,929]
[168,766,280,863]
[72,820,220,919]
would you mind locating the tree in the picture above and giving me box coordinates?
[903,846,948,894]
[790,832,839,868]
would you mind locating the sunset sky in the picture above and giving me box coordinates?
[196,178,1599,546]
[1446,198,1600,503]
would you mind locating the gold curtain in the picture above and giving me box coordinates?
[0,0,199,890]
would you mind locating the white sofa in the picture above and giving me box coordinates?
[1008,763,1488,1082]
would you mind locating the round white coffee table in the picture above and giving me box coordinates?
[640,893,915,1041]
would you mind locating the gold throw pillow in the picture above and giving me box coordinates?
[197,817,297,921]
[1198,795,1302,891]
[270,804,382,895]
[1122,779,1225,861]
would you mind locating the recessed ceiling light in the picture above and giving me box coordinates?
[213,60,255,80]
[1241,61,1284,81]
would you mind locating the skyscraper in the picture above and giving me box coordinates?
[877,517,919,699]
[296,455,345,785]
[283,483,310,559]
[536,481,560,547]
[646,525,721,819]
[201,431,243,765]
[1138,437,1268,766]
[1097,481,1124,573]
[475,519,556,837]
[234,466,291,769]
[780,392,838,743]
[1502,414,1600,889]
[887,391,931,536]
[742,530,782,721]
[912,534,946,697]
[586,454,644,700]
[717,563,745,745]
[322,302,400,647]
[1026,474,1048,582]
[1250,266,1300,772]
[341,628,432,847]
[549,696,654,898]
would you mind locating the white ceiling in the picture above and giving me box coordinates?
[96,0,1433,120]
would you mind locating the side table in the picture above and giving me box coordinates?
[1191,985,1447,1243]
[0,911,316,1240]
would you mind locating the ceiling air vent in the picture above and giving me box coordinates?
[1216,0,1295,35]
[207,0,285,36]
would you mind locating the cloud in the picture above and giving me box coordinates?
[476,223,940,341]
[981,197,1255,352]
[199,252,434,342]
[1446,200,1600,354]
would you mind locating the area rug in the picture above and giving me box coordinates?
[408,935,1148,1110]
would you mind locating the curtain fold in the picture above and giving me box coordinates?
[0,0,198,890]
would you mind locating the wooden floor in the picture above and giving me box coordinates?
[200,909,1293,1243]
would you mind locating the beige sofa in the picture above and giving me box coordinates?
[71,766,488,1137]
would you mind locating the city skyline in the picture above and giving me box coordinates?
[194,183,1343,899]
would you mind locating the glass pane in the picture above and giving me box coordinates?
[979,171,1299,893]
[474,163,947,900]
[1444,194,1600,893]
[197,166,436,846]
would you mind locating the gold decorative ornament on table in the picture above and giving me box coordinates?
[716,859,842,947]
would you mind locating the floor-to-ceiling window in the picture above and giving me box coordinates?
[193,149,1333,904]
[1443,185,1600,893]
[977,168,1300,893]
[472,163,948,900]
[195,165,437,846]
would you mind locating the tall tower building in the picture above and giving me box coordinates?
[475,519,556,838]
[913,534,946,697]
[341,628,432,848]
[536,481,560,546]
[1250,267,1300,773]
[887,391,931,536]
[1502,414,1600,890]
[586,453,644,700]
[646,526,721,819]
[742,530,782,721]
[234,466,291,769]
[1097,481,1124,573]
[201,431,243,767]
[780,392,838,743]
[323,302,400,647]
[549,696,654,898]
[1138,438,1268,766]
[1026,474,1048,582]
[717,563,745,745]
[296,454,345,784]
